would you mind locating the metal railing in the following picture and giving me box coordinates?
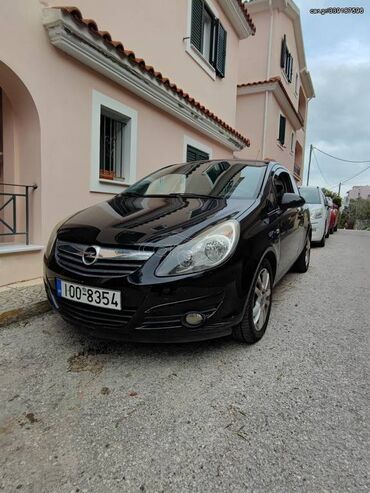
[0,183,38,245]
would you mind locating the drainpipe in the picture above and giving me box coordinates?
[262,0,273,158]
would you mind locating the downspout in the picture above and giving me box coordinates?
[262,0,273,158]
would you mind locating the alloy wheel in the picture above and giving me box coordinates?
[253,268,271,331]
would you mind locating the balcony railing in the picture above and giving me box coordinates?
[0,183,38,245]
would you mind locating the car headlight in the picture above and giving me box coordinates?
[313,209,323,219]
[45,218,69,258]
[156,220,240,277]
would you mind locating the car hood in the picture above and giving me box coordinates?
[57,195,256,248]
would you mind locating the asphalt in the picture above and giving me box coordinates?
[0,230,369,493]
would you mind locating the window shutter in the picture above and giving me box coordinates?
[289,55,293,82]
[280,35,286,69]
[278,115,286,145]
[187,145,209,162]
[191,0,204,52]
[214,20,227,78]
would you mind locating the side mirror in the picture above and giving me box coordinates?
[281,192,305,210]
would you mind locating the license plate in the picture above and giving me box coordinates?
[56,279,121,310]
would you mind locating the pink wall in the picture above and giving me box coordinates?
[48,0,241,126]
[0,0,236,285]
[239,10,273,83]
[270,10,300,110]
[237,2,309,177]
[236,92,265,160]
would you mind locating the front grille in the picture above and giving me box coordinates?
[55,241,152,278]
[58,297,137,329]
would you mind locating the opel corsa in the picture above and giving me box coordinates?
[44,160,311,344]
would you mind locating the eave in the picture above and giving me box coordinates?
[219,0,256,38]
[237,78,304,130]
[42,7,250,151]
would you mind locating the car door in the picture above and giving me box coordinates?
[273,170,301,275]
[289,174,306,255]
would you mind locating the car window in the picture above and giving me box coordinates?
[122,161,267,200]
[273,176,286,203]
[273,171,293,203]
[299,187,321,204]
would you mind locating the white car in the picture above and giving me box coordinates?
[299,186,330,247]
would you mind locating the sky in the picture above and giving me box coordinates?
[295,0,370,196]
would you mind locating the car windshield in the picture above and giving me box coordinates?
[121,161,266,200]
[299,187,321,204]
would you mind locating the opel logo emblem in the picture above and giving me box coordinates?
[82,246,99,265]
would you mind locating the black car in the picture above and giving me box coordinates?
[44,160,310,344]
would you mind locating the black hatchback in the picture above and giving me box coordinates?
[44,160,310,343]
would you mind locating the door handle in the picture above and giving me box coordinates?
[270,228,280,240]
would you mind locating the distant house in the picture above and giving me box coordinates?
[346,185,370,202]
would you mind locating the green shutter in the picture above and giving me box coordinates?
[186,145,209,162]
[191,0,204,52]
[289,55,293,82]
[214,20,227,78]
[280,35,286,69]
[278,115,286,145]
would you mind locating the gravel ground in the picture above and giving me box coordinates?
[0,230,369,493]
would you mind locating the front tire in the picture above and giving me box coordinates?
[233,259,273,344]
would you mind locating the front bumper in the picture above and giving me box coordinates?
[44,261,245,343]
[310,220,325,242]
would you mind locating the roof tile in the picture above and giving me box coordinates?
[56,6,250,147]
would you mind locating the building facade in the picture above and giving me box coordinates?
[236,0,314,181]
[0,0,256,286]
[0,0,312,286]
[347,185,370,201]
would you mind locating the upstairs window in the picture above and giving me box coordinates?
[280,35,293,82]
[191,0,227,77]
[278,115,286,146]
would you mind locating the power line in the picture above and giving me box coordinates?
[312,149,332,186]
[327,165,370,190]
[313,146,370,164]
[340,165,370,185]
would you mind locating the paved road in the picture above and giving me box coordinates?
[1,230,369,493]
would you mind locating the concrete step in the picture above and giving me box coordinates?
[0,278,51,327]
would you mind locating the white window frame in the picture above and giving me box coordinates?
[91,90,137,194]
[183,135,213,162]
[185,0,219,80]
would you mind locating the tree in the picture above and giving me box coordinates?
[322,188,342,208]
[340,198,370,229]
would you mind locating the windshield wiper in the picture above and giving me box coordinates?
[167,193,219,200]
[121,192,143,197]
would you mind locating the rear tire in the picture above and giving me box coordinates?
[293,236,310,273]
[232,259,273,344]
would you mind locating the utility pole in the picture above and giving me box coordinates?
[306,144,313,186]
[338,182,342,196]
